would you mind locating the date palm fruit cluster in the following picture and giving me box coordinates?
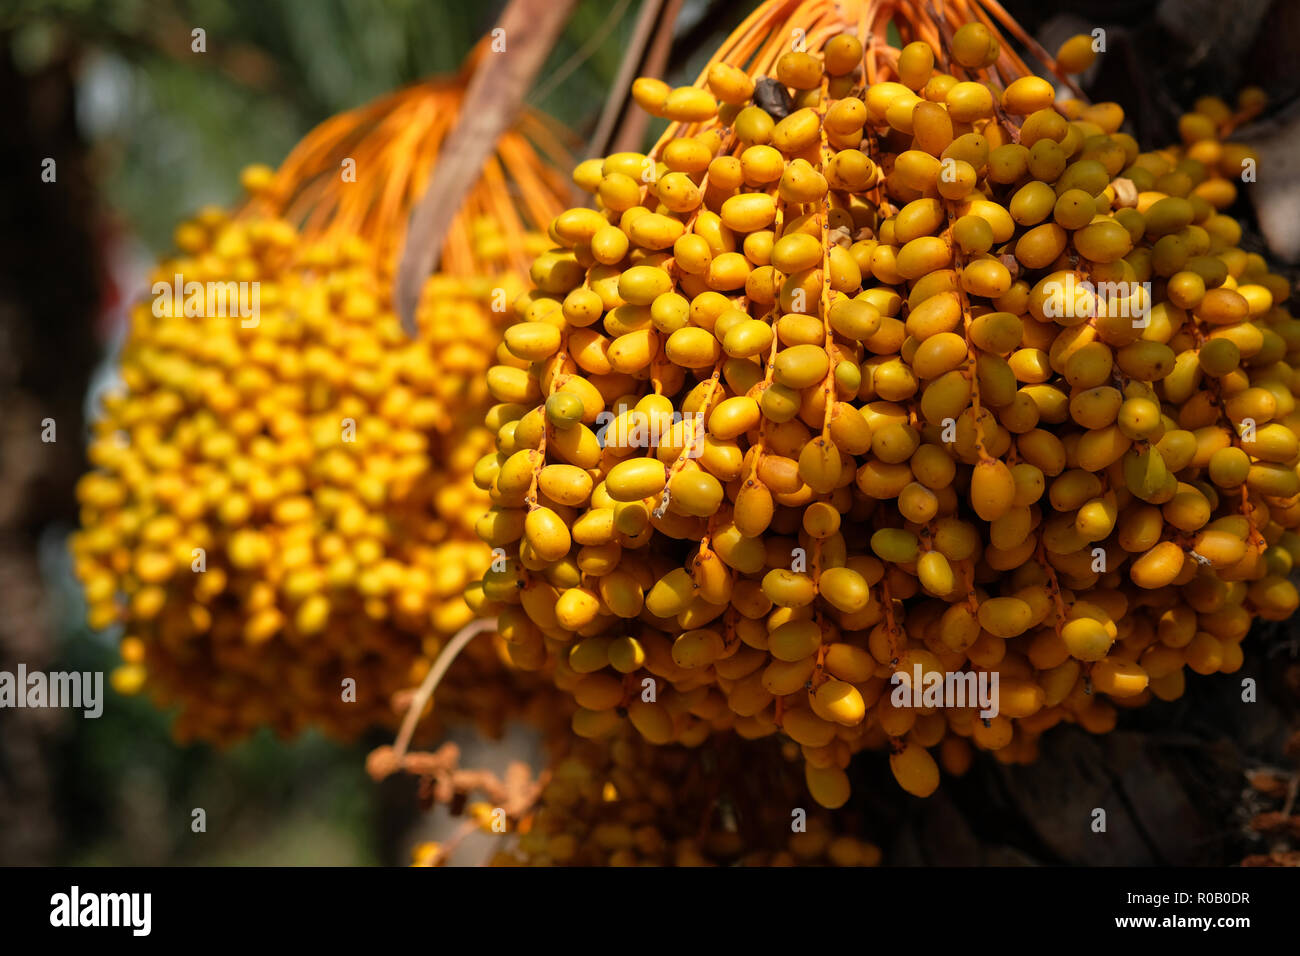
[472,733,882,867]
[474,0,1300,808]
[71,70,570,744]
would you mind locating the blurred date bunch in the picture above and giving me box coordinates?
[71,68,569,744]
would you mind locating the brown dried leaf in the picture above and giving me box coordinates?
[395,0,577,332]
[587,0,677,167]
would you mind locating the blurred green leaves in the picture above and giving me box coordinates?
[4,0,643,250]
